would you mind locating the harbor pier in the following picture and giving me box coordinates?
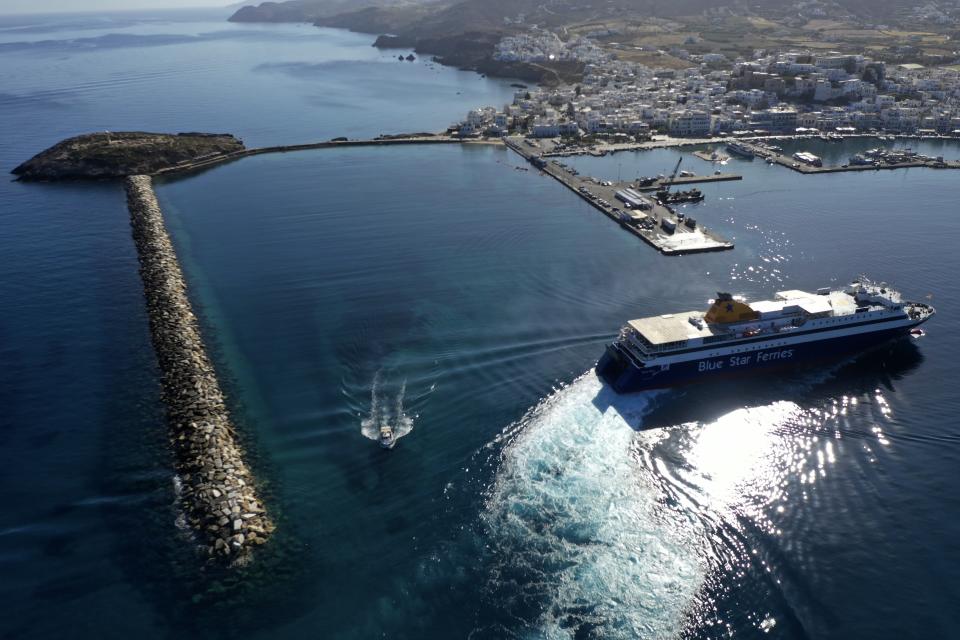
[505,137,734,255]
[634,172,742,191]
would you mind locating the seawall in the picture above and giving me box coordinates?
[152,135,499,177]
[125,175,274,566]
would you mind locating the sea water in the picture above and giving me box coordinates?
[2,9,959,639]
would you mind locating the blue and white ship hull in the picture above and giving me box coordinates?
[597,281,934,394]
[598,325,922,392]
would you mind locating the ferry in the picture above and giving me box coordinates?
[597,278,935,392]
[726,141,755,158]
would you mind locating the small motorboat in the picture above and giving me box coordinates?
[379,425,396,449]
[910,328,926,339]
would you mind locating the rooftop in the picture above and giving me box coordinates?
[628,311,715,345]
[627,289,860,345]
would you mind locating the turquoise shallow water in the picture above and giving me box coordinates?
[2,9,960,639]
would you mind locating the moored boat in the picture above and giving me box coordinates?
[726,141,755,158]
[657,188,704,204]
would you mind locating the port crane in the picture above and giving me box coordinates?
[659,157,683,197]
[656,156,704,207]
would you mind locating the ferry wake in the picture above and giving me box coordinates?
[597,278,935,393]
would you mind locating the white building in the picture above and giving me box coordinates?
[668,110,712,136]
[531,120,560,137]
[467,107,496,126]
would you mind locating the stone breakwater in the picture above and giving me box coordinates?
[125,175,274,566]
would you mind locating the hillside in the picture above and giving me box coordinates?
[229,0,444,23]
[229,0,945,83]
[231,0,927,29]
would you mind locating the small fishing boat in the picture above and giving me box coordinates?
[379,425,396,449]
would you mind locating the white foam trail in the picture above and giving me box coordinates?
[482,372,705,639]
[361,372,414,443]
[392,379,414,439]
[360,370,383,441]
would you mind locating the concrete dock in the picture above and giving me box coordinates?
[635,173,742,191]
[701,140,960,175]
[505,137,733,255]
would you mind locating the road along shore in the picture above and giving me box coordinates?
[125,175,274,566]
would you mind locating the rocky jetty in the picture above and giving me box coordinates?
[13,132,244,181]
[125,175,273,566]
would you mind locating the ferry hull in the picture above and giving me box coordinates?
[597,325,917,393]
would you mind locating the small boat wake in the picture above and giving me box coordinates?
[360,371,416,449]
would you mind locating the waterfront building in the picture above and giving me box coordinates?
[668,110,712,136]
[531,120,560,137]
[767,107,799,131]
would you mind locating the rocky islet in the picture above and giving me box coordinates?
[13,133,244,181]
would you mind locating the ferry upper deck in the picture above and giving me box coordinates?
[623,285,911,355]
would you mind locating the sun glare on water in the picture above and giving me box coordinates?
[481,370,891,638]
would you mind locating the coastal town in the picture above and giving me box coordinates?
[459,32,960,141]
[448,28,960,254]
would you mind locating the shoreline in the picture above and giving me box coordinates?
[229,13,574,85]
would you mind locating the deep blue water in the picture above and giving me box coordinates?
[2,9,960,640]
